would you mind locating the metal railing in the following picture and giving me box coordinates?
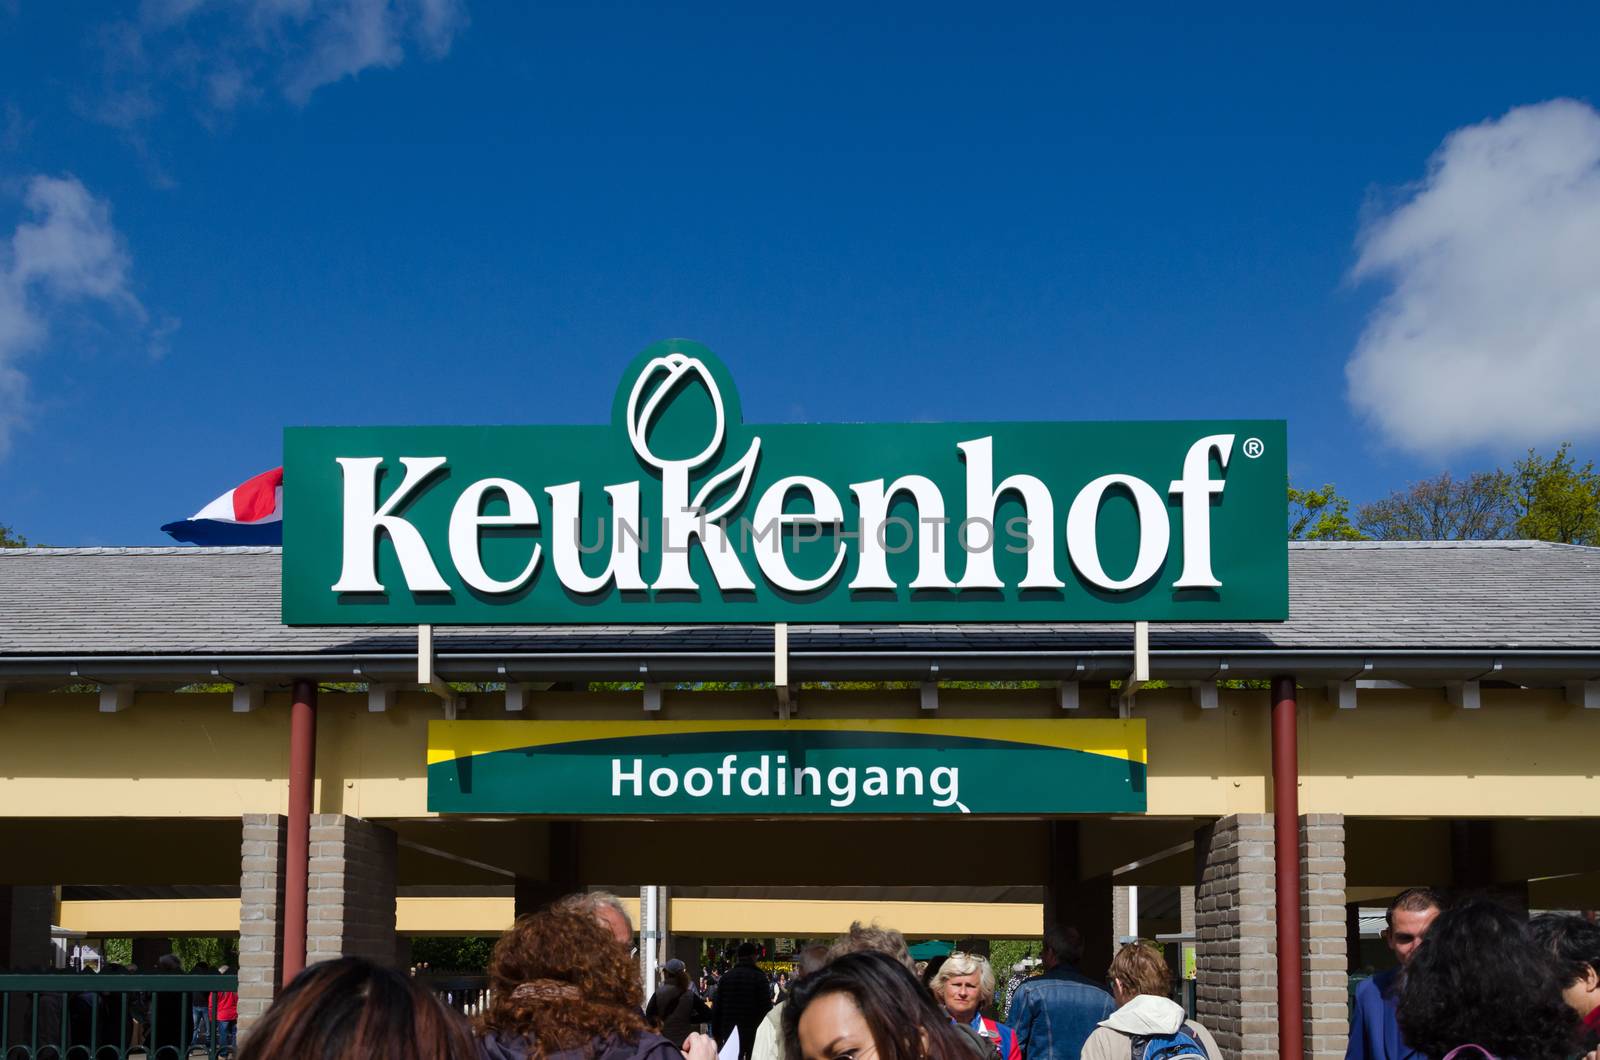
[0,974,238,1060]
[418,975,490,1018]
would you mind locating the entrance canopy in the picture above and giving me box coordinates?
[2,539,1598,687]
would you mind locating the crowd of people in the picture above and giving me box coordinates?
[226,888,1600,1060]
[1348,889,1600,1060]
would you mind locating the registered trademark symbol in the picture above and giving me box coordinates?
[1242,437,1265,459]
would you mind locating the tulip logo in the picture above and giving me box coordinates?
[626,351,762,592]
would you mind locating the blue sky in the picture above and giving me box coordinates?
[3,3,1599,545]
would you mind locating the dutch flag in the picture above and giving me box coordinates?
[162,467,283,546]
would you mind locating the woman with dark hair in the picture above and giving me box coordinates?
[1530,913,1600,1057]
[239,956,475,1060]
[782,951,974,1060]
[478,907,718,1060]
[1397,899,1578,1060]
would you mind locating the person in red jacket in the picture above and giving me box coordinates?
[210,974,240,1057]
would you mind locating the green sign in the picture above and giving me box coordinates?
[283,339,1286,624]
[427,719,1147,815]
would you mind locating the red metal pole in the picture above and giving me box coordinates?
[1272,675,1304,1060]
[283,678,317,987]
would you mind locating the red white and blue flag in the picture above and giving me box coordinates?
[162,467,283,546]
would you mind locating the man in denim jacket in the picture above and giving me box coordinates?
[1007,925,1115,1060]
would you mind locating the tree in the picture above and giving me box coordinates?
[1356,471,1514,541]
[1510,444,1600,545]
[0,523,25,548]
[1287,482,1365,541]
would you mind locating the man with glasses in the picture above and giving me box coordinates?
[1005,925,1114,1060]
[1347,887,1445,1060]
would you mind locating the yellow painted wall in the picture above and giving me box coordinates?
[57,896,1043,939]
[5,686,1599,819]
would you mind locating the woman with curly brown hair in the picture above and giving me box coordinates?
[478,906,718,1060]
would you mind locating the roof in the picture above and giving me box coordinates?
[2,541,1598,683]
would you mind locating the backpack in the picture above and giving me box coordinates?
[1130,1022,1211,1060]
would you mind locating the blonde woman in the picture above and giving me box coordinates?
[1080,943,1220,1060]
[930,952,1022,1060]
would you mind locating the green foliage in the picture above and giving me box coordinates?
[989,939,1042,1017]
[1511,443,1600,545]
[0,523,26,548]
[409,936,495,971]
[1356,470,1514,540]
[1287,482,1365,541]
[171,936,236,970]
[103,938,132,964]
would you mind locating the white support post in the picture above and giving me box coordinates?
[1565,680,1600,709]
[99,684,134,714]
[638,885,667,1001]
[1119,622,1149,718]
[643,684,663,712]
[232,684,264,714]
[417,624,459,719]
[1327,681,1357,710]
[775,622,792,719]
[1056,681,1080,711]
[1190,683,1218,710]
[1446,680,1481,710]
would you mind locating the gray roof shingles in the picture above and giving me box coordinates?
[1,541,1598,660]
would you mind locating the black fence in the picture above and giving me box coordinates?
[0,974,238,1060]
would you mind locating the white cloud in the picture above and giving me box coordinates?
[95,0,468,130]
[1346,99,1600,456]
[0,175,148,457]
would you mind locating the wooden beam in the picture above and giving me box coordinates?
[99,684,134,714]
[367,683,395,713]
[1445,681,1481,710]
[1565,680,1600,709]
[232,684,264,714]
[1327,681,1357,710]
[1190,683,1218,710]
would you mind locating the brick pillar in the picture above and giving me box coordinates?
[307,815,398,966]
[1301,815,1349,1060]
[1195,814,1278,1060]
[238,813,287,1035]
[0,885,55,970]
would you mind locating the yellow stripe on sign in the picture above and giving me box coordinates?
[426,718,1146,766]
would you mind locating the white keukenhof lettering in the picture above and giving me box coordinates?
[610,754,968,812]
[329,352,1235,598]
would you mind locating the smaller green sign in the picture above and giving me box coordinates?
[427,719,1147,816]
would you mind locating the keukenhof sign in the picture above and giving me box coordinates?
[426,719,1147,815]
[283,340,1286,624]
